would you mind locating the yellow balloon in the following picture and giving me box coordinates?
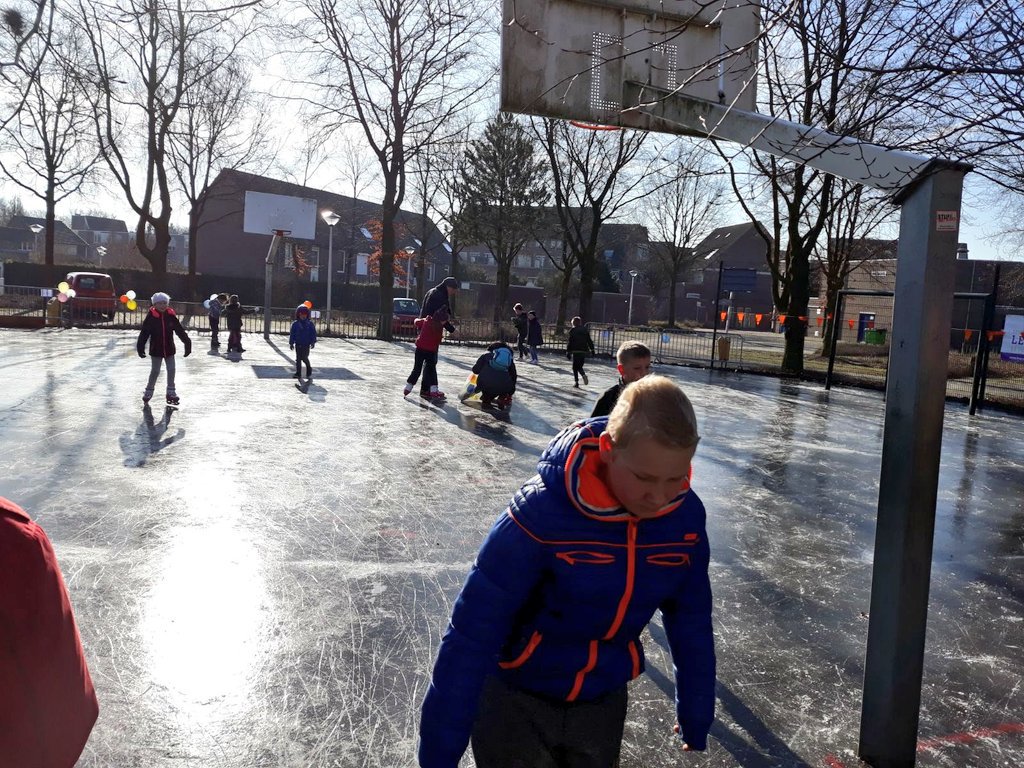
[57,281,69,292]
[127,299,137,311]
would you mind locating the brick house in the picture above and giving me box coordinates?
[194,169,451,291]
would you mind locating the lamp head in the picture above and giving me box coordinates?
[321,210,341,227]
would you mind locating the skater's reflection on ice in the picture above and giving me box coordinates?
[119,405,185,467]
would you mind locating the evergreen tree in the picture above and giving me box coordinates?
[458,113,549,323]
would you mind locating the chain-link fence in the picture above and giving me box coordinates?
[3,284,1021,412]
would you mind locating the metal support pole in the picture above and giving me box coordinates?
[326,224,334,335]
[710,263,723,370]
[858,167,966,768]
[263,231,284,340]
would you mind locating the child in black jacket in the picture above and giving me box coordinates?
[468,342,518,409]
[136,291,191,405]
[566,316,595,387]
[222,294,249,353]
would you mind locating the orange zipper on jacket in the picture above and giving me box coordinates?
[565,519,638,701]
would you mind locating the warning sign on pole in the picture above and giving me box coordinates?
[936,211,958,231]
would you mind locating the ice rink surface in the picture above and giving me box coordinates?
[0,327,1021,767]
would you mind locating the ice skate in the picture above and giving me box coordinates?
[142,390,153,404]
[166,393,180,406]
[497,394,513,410]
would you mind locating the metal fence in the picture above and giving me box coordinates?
[2,284,1021,412]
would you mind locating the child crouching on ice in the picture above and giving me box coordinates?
[468,341,517,409]
[420,375,714,767]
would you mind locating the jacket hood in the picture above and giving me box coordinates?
[538,418,691,523]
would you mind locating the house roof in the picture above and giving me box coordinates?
[692,222,769,260]
[0,226,32,247]
[70,215,129,233]
[205,169,449,254]
[8,216,90,247]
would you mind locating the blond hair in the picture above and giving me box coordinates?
[606,375,699,450]
[616,340,651,366]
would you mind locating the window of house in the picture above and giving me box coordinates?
[534,256,544,269]
[356,253,369,275]
[603,249,614,258]
[704,248,718,260]
[428,264,435,281]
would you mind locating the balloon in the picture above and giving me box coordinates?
[210,293,218,301]
[126,290,136,300]
[203,299,211,309]
[303,300,313,309]
[127,299,137,311]
[66,288,76,298]
[57,281,69,293]
[58,293,68,303]
[120,295,129,304]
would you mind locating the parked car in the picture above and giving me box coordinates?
[67,272,117,320]
[392,297,421,335]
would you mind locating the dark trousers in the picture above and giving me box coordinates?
[471,676,627,768]
[228,329,242,350]
[517,335,528,359]
[407,348,438,394]
[571,353,587,383]
[209,315,220,345]
[294,344,311,377]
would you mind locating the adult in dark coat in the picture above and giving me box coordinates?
[420,276,458,333]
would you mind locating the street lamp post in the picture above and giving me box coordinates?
[29,224,43,259]
[321,210,340,334]
[404,247,415,298]
[628,269,639,325]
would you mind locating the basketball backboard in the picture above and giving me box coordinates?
[243,191,317,240]
[501,0,759,126]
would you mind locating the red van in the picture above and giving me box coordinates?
[67,272,117,320]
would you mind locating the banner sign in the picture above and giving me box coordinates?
[1000,315,1024,363]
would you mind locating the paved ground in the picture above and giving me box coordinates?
[0,327,1021,768]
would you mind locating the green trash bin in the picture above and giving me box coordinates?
[864,329,887,345]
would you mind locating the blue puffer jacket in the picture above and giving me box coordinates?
[289,318,317,347]
[419,418,715,768]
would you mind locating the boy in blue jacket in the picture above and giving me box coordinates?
[419,375,715,767]
[289,304,317,380]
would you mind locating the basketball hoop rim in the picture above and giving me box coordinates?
[569,120,621,132]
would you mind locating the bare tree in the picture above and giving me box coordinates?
[816,181,897,354]
[640,139,728,327]
[0,27,100,282]
[168,49,271,298]
[534,118,655,325]
[298,0,485,339]
[1,0,51,129]
[721,0,945,373]
[72,0,261,276]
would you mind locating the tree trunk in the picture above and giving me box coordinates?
[44,189,56,286]
[667,261,681,327]
[556,270,571,332]
[493,265,510,323]
[378,180,398,341]
[578,258,596,324]
[781,247,811,373]
[187,209,200,300]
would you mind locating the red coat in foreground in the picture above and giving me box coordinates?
[0,497,99,768]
